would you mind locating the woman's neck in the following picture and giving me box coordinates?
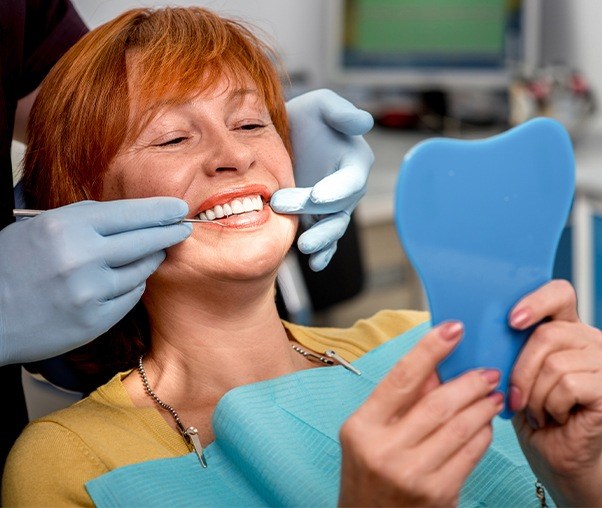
[123,275,311,437]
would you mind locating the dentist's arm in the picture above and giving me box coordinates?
[271,89,374,271]
[0,198,192,366]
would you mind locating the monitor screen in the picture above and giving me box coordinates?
[327,0,539,90]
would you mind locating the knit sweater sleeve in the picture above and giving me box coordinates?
[2,420,107,507]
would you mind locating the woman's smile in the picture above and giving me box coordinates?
[197,195,264,221]
[193,184,273,229]
[196,200,270,229]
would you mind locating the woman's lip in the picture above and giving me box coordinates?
[194,184,271,215]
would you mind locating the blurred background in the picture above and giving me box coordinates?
[13,0,602,329]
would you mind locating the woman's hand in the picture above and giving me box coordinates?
[338,322,503,507]
[509,280,602,506]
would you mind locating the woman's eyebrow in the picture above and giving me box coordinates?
[228,87,259,99]
[227,87,262,107]
[135,88,262,128]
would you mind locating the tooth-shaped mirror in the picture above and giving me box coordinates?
[395,118,575,418]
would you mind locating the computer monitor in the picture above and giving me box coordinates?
[326,0,542,91]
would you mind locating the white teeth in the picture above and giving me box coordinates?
[231,199,244,214]
[214,204,224,219]
[242,197,254,212]
[196,194,264,221]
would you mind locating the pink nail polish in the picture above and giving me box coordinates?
[440,321,463,341]
[488,391,504,406]
[481,369,501,386]
[508,385,523,411]
[510,308,530,329]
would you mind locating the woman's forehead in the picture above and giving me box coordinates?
[126,51,261,106]
[122,67,267,140]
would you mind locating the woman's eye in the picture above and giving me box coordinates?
[238,123,265,131]
[156,136,188,147]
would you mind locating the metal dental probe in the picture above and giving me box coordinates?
[13,208,226,225]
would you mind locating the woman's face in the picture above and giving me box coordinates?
[102,73,297,285]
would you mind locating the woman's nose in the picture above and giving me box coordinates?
[202,129,254,175]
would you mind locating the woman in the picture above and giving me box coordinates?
[3,6,602,507]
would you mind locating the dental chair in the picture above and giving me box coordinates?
[21,368,82,420]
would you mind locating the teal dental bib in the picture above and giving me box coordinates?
[395,118,575,418]
[86,323,550,507]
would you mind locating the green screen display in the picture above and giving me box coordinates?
[343,0,518,68]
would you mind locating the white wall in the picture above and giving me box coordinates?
[71,0,327,89]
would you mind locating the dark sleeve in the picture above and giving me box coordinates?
[0,1,89,479]
[20,0,88,97]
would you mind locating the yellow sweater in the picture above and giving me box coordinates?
[2,310,428,507]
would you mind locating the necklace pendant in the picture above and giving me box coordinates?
[325,350,362,376]
[184,426,208,468]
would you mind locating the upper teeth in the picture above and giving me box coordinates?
[197,195,264,221]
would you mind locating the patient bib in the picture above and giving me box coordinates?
[395,118,575,418]
[86,322,553,507]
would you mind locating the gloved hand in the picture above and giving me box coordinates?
[0,198,192,366]
[271,89,374,271]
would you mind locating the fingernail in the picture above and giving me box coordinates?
[440,321,463,341]
[481,369,501,386]
[525,409,539,430]
[488,391,505,408]
[510,308,531,329]
[508,385,523,412]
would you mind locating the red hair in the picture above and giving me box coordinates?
[23,6,291,209]
[22,7,291,391]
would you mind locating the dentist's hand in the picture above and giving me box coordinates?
[271,89,374,271]
[0,198,192,366]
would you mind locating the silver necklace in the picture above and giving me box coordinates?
[138,354,208,468]
[137,345,361,469]
[292,344,362,375]
[291,344,334,365]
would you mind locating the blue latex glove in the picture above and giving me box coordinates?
[271,89,374,271]
[0,198,192,366]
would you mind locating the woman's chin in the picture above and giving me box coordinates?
[219,259,280,281]
[155,210,296,286]
[214,238,291,280]
[159,232,293,285]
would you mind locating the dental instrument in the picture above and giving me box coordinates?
[13,209,226,225]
